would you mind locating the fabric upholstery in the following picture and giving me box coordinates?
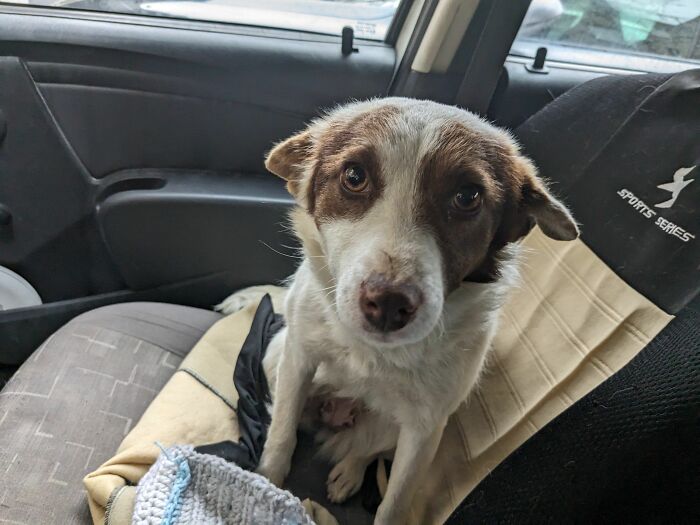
[85,227,671,525]
[517,69,699,314]
[0,302,220,524]
[83,293,283,524]
[408,228,671,524]
[446,296,700,524]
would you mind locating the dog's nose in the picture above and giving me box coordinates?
[360,278,422,332]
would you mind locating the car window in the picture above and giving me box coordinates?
[0,0,402,41]
[514,0,700,66]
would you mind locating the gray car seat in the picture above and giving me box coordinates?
[0,303,220,523]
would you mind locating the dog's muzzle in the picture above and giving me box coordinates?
[359,275,423,333]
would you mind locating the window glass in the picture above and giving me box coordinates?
[515,0,700,63]
[1,0,402,41]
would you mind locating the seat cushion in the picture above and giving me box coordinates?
[0,302,221,524]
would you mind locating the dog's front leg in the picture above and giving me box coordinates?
[374,420,447,525]
[257,336,314,487]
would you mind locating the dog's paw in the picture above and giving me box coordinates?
[215,286,277,315]
[326,457,366,504]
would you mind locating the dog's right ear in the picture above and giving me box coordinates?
[265,130,314,199]
[506,155,580,242]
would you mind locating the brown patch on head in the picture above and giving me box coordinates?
[268,103,578,295]
[307,105,399,223]
[416,122,508,292]
[416,121,578,293]
[265,130,313,198]
[264,104,400,221]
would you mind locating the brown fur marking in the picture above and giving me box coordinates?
[415,122,533,291]
[307,106,399,222]
[272,103,575,289]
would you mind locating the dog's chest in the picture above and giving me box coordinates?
[310,340,467,426]
[314,346,382,396]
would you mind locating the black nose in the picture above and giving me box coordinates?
[359,278,422,333]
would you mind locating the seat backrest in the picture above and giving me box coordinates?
[517,70,700,314]
[445,70,700,524]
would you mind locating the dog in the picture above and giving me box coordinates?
[220,98,579,524]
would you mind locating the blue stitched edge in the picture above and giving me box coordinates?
[162,455,192,525]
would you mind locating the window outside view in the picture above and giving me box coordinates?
[0,0,402,40]
[517,0,700,63]
[3,0,699,65]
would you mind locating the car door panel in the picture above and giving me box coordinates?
[40,85,309,177]
[97,170,294,291]
[0,56,101,301]
[0,8,395,362]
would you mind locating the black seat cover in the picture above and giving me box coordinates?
[446,70,700,523]
[516,70,699,314]
[446,297,699,524]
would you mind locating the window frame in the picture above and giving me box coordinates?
[0,0,410,45]
[385,0,415,45]
[511,37,699,75]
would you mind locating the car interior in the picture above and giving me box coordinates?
[0,0,698,523]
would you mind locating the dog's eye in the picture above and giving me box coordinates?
[341,165,369,193]
[452,185,482,214]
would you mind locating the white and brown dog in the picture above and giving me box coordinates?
[220,98,578,524]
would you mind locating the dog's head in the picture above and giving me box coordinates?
[267,98,578,347]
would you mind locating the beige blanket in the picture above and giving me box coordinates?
[85,228,671,524]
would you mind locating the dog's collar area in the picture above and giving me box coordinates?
[462,248,503,284]
[462,272,498,284]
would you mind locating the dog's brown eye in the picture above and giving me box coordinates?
[341,165,369,193]
[452,185,482,214]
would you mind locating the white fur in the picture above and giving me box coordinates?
[221,99,566,525]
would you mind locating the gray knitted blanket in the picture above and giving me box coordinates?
[133,445,315,525]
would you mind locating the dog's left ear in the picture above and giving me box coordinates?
[514,156,580,241]
[265,130,314,199]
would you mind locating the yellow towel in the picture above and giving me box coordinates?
[409,229,671,524]
[84,230,671,524]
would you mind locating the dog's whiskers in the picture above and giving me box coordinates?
[279,243,302,252]
[258,241,305,259]
[258,241,326,260]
